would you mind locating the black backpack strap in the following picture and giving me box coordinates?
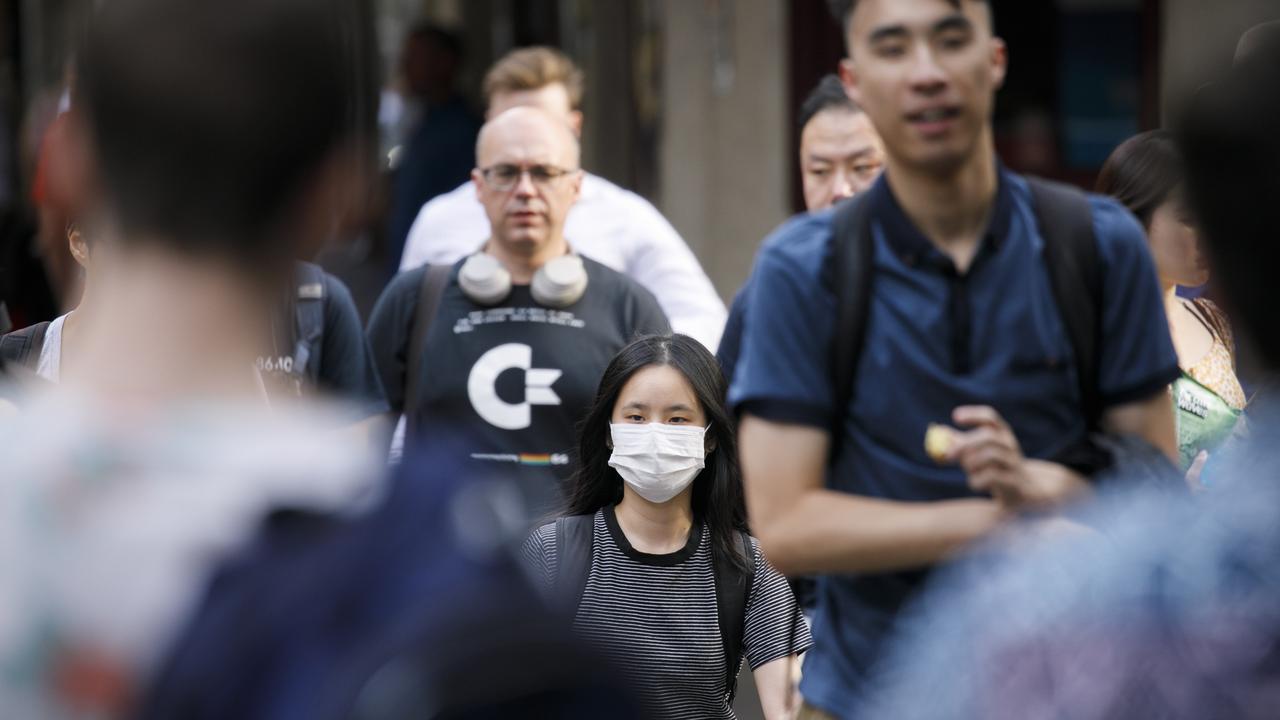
[713,529,756,705]
[291,262,327,384]
[0,321,50,371]
[827,193,876,460]
[403,264,453,431]
[1026,177,1103,429]
[552,514,595,613]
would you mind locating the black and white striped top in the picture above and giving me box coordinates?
[523,505,813,719]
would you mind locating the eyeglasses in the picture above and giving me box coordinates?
[480,163,579,191]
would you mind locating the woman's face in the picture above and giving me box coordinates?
[1148,194,1209,288]
[611,364,707,429]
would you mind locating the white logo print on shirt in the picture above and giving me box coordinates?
[467,343,563,430]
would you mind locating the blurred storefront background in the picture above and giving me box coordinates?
[4,0,1278,305]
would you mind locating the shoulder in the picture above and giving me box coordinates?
[755,210,837,279]
[383,265,431,300]
[528,521,557,552]
[1083,193,1150,260]
[584,256,661,305]
[737,211,837,312]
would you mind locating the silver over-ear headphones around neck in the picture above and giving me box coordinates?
[457,252,589,308]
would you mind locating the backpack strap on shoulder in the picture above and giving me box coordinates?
[713,529,756,705]
[552,514,595,614]
[291,262,327,384]
[1026,177,1103,429]
[827,193,876,460]
[404,264,453,431]
[0,321,50,371]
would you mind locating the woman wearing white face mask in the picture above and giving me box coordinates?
[523,334,811,720]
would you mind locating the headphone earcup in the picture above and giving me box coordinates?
[531,255,589,308]
[458,253,512,306]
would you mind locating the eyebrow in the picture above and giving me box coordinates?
[867,13,972,44]
[620,402,696,413]
[806,148,880,166]
[867,24,909,45]
[932,14,973,35]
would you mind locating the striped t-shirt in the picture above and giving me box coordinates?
[524,505,813,719]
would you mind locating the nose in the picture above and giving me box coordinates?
[830,168,855,204]
[512,168,537,197]
[908,44,947,95]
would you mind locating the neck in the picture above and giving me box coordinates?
[486,235,568,284]
[615,488,694,554]
[884,135,998,271]
[70,241,275,404]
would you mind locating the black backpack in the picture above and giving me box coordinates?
[826,177,1105,459]
[551,514,757,704]
[284,261,328,387]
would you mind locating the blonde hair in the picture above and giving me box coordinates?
[482,46,584,110]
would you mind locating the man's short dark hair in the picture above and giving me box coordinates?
[827,0,976,35]
[798,74,862,132]
[77,0,377,265]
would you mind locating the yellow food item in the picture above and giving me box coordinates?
[924,423,954,464]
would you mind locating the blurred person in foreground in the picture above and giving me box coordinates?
[0,0,387,715]
[718,73,885,384]
[398,47,726,351]
[1096,131,1246,484]
[367,106,668,518]
[732,1,1179,717]
[0,224,390,446]
[861,34,1280,719]
[525,334,811,719]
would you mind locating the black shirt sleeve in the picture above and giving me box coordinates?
[315,273,390,419]
[365,266,427,415]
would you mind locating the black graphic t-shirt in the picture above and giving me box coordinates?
[367,256,670,515]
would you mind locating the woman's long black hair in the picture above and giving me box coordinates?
[1096,129,1185,228]
[563,334,749,569]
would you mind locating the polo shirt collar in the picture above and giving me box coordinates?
[867,161,1015,267]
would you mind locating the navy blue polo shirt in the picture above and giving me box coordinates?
[728,167,1179,716]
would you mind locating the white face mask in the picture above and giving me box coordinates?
[608,422,709,504]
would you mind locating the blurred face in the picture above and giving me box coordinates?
[840,0,1006,175]
[488,83,584,137]
[800,109,885,210]
[473,110,583,254]
[611,365,708,429]
[1148,194,1209,288]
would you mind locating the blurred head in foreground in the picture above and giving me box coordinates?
[50,0,377,398]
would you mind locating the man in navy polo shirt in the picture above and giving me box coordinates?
[730,1,1179,717]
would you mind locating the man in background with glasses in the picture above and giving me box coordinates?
[368,106,668,520]
[398,47,725,352]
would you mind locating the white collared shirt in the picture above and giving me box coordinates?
[398,172,726,351]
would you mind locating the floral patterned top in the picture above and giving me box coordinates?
[1184,299,1247,410]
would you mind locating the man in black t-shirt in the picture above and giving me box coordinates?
[367,107,669,515]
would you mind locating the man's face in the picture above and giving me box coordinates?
[800,109,885,210]
[473,111,583,253]
[488,83,584,136]
[840,0,1005,175]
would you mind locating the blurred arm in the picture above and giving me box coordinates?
[739,415,1007,576]
[752,656,801,720]
[1102,390,1178,463]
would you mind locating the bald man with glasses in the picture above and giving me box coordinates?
[367,107,669,519]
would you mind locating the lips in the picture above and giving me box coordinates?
[905,106,962,136]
